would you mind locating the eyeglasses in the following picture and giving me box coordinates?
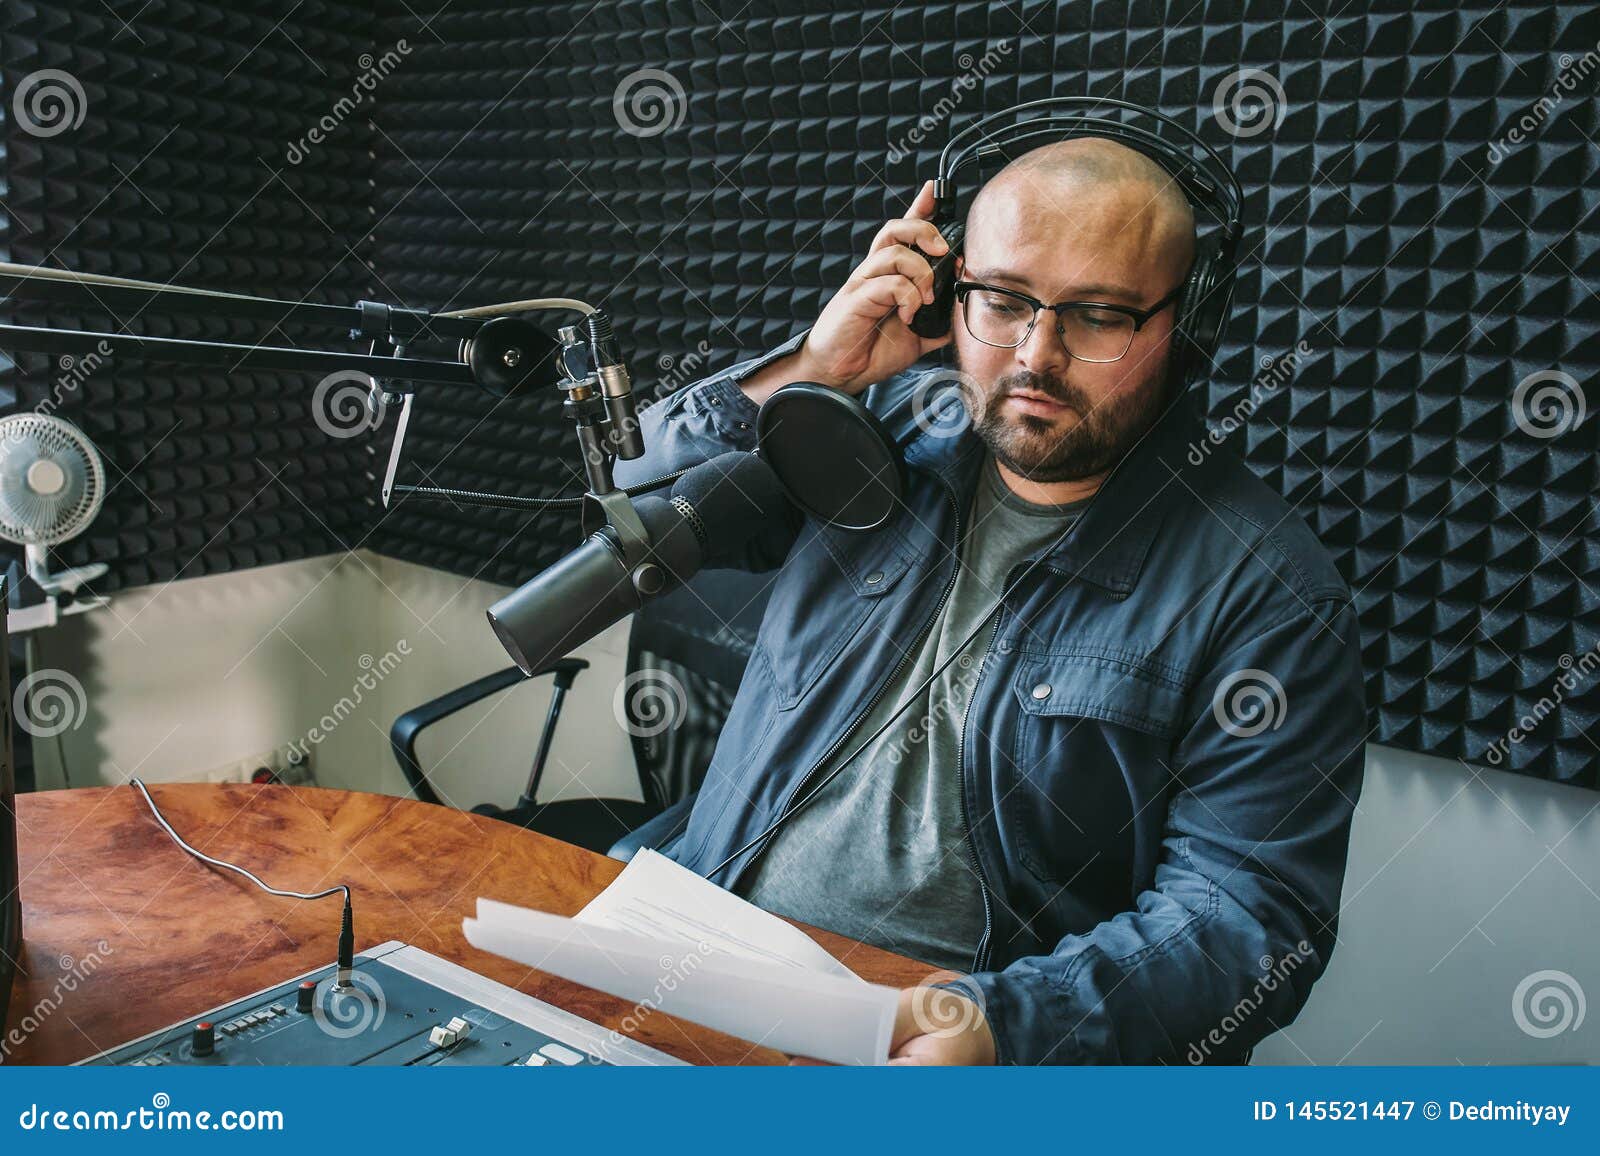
[954,280,1185,362]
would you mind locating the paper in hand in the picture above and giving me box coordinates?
[462,853,900,1065]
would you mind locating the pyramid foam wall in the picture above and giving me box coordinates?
[1,0,379,588]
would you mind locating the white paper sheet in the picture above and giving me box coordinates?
[574,849,862,982]
[463,895,900,1066]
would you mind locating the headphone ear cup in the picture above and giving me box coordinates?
[1174,248,1234,373]
[1169,259,1206,381]
[1195,261,1225,356]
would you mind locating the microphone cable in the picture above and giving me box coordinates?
[129,778,356,988]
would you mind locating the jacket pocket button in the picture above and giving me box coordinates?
[865,571,884,585]
[1031,682,1052,700]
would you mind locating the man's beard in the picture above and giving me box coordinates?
[957,359,1175,483]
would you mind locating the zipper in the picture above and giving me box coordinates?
[957,611,1002,975]
[727,476,966,893]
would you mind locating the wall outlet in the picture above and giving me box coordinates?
[271,748,317,787]
[202,745,317,787]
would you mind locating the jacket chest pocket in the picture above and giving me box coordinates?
[1004,651,1191,893]
[753,522,917,710]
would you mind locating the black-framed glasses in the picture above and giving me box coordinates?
[954,280,1185,362]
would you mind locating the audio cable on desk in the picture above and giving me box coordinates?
[129,778,355,988]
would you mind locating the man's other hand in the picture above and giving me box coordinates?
[886,981,997,1065]
[786,977,998,1066]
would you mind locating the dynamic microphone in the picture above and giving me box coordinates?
[486,452,789,677]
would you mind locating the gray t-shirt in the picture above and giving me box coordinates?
[737,452,1090,970]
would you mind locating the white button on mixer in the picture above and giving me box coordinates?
[538,1043,585,1065]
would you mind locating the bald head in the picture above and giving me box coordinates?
[965,137,1197,299]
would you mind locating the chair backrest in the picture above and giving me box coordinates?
[621,569,774,811]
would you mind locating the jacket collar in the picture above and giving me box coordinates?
[902,388,1206,598]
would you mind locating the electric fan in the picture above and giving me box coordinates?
[0,413,109,630]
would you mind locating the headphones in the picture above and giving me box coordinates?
[907,96,1243,387]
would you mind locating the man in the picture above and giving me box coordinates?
[613,138,1367,1065]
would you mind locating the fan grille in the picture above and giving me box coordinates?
[0,414,106,546]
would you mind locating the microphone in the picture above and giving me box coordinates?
[486,452,789,677]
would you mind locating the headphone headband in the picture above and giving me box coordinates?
[906,96,1243,383]
[932,96,1242,241]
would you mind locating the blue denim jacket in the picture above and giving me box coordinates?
[613,331,1366,1065]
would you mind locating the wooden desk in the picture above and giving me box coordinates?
[5,783,936,1065]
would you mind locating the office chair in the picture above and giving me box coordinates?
[389,569,770,855]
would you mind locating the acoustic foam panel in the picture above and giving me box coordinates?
[1,0,380,589]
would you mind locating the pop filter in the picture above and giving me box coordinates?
[755,383,906,533]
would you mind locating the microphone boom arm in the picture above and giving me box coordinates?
[0,261,648,516]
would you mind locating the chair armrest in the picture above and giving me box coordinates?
[390,658,588,805]
[607,791,696,862]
